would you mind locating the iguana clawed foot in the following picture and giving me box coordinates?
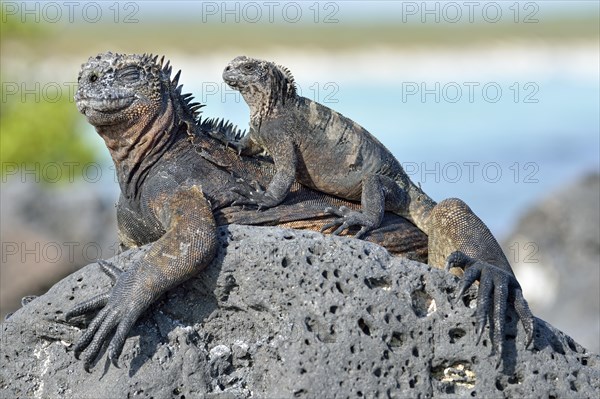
[231,180,282,210]
[66,259,151,372]
[446,251,535,366]
[320,206,379,239]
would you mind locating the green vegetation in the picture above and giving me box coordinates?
[1,9,97,183]
[0,88,96,182]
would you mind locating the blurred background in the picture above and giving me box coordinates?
[1,1,598,352]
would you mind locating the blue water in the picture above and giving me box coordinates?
[198,76,599,238]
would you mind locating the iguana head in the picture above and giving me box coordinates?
[75,52,203,191]
[75,52,201,131]
[223,56,296,117]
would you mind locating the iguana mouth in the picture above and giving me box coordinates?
[222,68,240,88]
[223,77,238,88]
[76,95,135,113]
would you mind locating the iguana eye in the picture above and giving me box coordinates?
[242,64,254,72]
[119,67,140,82]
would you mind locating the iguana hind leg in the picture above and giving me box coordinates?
[321,175,407,239]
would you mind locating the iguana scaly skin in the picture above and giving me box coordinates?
[67,52,426,371]
[67,52,530,370]
[222,56,534,358]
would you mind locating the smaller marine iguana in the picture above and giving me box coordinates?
[221,55,411,238]
[220,56,534,358]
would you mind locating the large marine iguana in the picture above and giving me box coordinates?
[221,55,534,358]
[67,52,530,371]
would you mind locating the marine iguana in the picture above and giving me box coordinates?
[67,52,530,371]
[221,55,534,357]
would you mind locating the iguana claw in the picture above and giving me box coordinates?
[231,180,281,210]
[320,206,378,239]
[446,251,535,365]
[66,259,152,371]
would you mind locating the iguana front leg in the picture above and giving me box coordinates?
[66,185,217,371]
[233,140,297,210]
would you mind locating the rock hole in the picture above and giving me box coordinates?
[570,381,578,392]
[508,375,519,384]
[373,368,382,378]
[384,314,390,324]
[304,317,314,332]
[300,368,307,375]
[333,269,340,278]
[495,379,504,391]
[306,256,312,265]
[390,331,404,348]
[449,328,466,343]
[350,345,355,354]
[470,391,477,397]
[366,305,373,315]
[322,270,328,279]
[335,282,344,294]
[412,347,419,357]
[410,289,436,317]
[293,389,306,397]
[76,277,83,282]
[357,318,371,336]
[68,296,74,301]
[281,257,289,268]
[330,306,338,314]
[409,378,415,388]
[283,234,294,240]
[364,248,370,256]
[364,276,391,290]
